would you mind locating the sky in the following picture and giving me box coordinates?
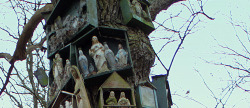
[150,0,250,107]
[0,0,250,108]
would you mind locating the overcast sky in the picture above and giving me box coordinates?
[150,0,250,107]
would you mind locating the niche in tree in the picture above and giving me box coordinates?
[98,72,136,108]
[71,27,133,81]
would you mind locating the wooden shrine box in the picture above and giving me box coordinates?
[136,80,159,108]
[45,0,98,55]
[152,75,173,108]
[98,72,136,108]
[120,0,155,34]
[71,27,133,83]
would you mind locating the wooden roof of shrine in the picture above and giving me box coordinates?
[99,72,131,89]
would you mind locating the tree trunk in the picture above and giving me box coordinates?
[98,0,155,84]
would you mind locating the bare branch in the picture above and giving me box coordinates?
[214,63,250,74]
[0,27,18,40]
[10,3,53,63]
[0,53,12,62]
[153,21,180,33]
[149,0,185,20]
[172,94,207,107]
[0,63,14,96]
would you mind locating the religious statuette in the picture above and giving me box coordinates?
[64,59,71,80]
[65,100,73,108]
[118,92,131,107]
[104,42,117,70]
[116,44,128,68]
[106,91,117,105]
[78,49,89,77]
[53,53,63,89]
[89,36,109,73]
[54,16,63,30]
[131,0,142,17]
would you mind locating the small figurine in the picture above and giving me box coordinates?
[71,65,91,108]
[116,44,128,68]
[64,59,71,80]
[106,91,117,105]
[63,15,71,27]
[72,16,79,29]
[89,36,109,73]
[60,105,63,108]
[118,92,131,107]
[131,0,142,17]
[104,42,117,70]
[54,16,63,30]
[65,100,72,108]
[53,53,63,89]
[78,49,89,77]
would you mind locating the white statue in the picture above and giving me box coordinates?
[118,92,131,107]
[104,42,117,70]
[89,36,109,73]
[116,44,128,68]
[64,59,71,80]
[60,104,64,108]
[53,53,63,89]
[53,53,63,76]
[65,100,72,108]
[78,49,89,77]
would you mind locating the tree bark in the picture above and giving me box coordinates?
[97,0,183,83]
[149,0,184,20]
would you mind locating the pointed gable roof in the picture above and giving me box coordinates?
[99,72,131,89]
